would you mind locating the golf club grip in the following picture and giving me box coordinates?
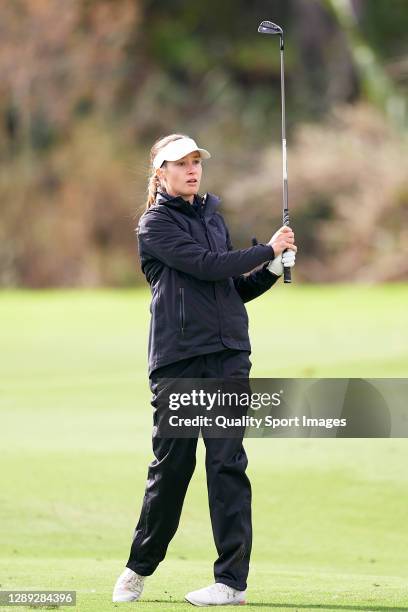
[283,257,291,283]
[283,210,291,283]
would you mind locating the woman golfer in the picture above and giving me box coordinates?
[113,134,297,606]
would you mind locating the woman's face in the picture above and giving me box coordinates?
[156,151,203,203]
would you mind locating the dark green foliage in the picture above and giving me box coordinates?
[358,0,408,60]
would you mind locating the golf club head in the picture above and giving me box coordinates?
[257,20,283,36]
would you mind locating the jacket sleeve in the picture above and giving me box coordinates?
[137,208,274,282]
[223,220,280,303]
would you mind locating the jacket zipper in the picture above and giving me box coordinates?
[179,287,185,335]
[199,200,223,343]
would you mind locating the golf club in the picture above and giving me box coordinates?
[258,20,291,284]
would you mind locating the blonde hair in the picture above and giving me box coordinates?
[144,132,191,211]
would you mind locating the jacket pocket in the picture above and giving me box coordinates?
[179,287,186,335]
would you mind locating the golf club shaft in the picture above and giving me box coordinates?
[280,40,291,283]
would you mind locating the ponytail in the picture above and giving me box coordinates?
[145,172,161,210]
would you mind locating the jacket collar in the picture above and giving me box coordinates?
[155,190,221,218]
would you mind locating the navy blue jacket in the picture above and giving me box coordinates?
[136,190,279,376]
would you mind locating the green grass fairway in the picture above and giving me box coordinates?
[1,285,408,611]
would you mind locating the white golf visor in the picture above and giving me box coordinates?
[153,137,211,169]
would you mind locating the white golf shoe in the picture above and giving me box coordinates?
[112,567,145,602]
[185,582,246,606]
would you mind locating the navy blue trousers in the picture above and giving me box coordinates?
[126,348,252,591]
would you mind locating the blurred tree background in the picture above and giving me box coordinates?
[0,0,407,286]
